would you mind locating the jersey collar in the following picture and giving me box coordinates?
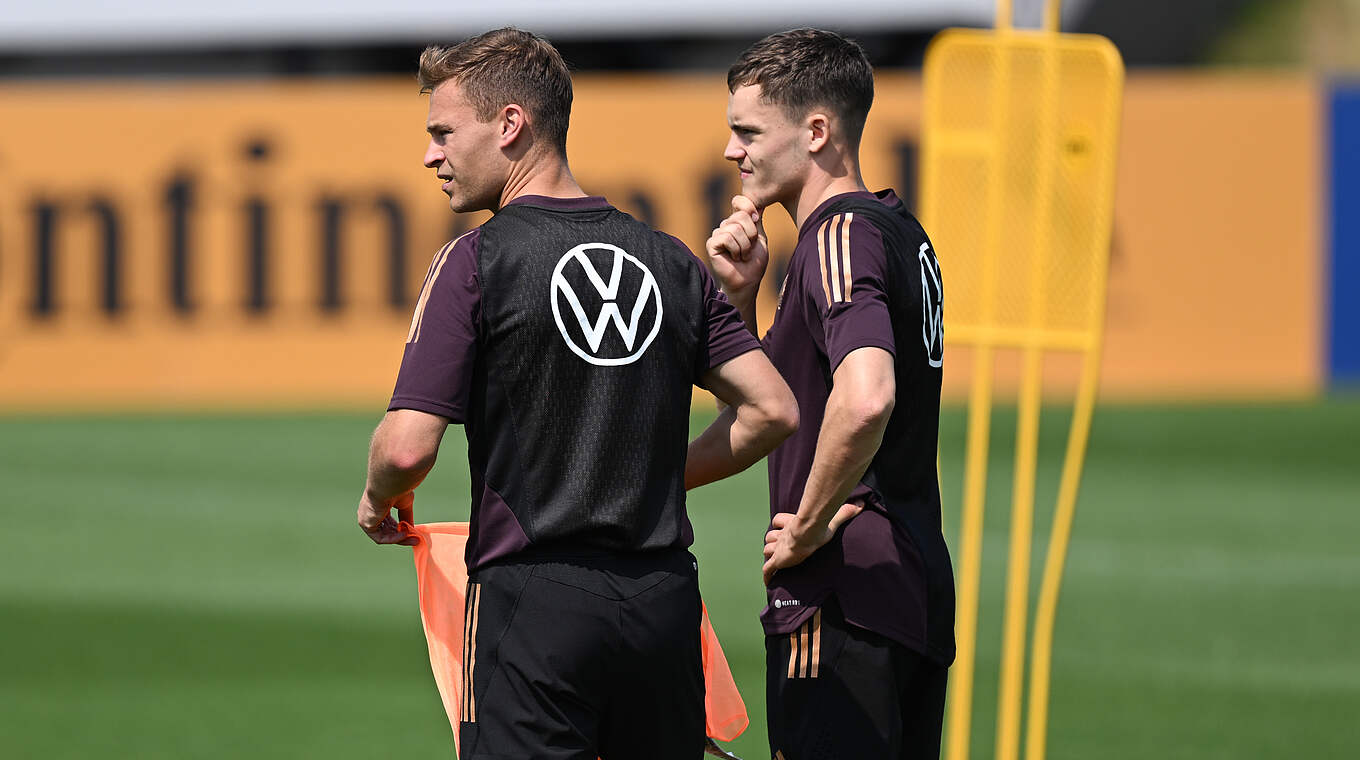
[797,189,901,238]
[503,194,611,211]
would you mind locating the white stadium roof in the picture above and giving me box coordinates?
[0,0,1092,51]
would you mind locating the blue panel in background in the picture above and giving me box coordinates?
[1331,85,1360,385]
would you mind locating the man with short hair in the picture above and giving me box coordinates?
[358,27,798,760]
[704,28,955,759]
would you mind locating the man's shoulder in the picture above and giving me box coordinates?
[484,201,677,244]
[423,228,481,274]
[788,195,897,280]
[826,192,927,249]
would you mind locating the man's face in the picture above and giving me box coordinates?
[423,82,507,213]
[724,84,809,210]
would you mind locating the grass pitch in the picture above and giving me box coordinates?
[2,398,1358,758]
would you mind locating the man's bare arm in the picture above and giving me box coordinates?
[761,346,895,583]
[685,350,799,491]
[357,408,449,545]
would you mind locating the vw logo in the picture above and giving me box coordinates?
[919,242,944,368]
[550,243,664,367]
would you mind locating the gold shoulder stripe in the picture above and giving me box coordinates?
[827,214,844,304]
[407,231,473,344]
[407,240,453,344]
[840,212,854,303]
[816,218,833,307]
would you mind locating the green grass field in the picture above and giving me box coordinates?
[3,398,1359,759]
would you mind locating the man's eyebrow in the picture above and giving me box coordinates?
[730,121,760,132]
[426,122,450,134]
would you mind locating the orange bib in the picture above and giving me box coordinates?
[405,522,749,755]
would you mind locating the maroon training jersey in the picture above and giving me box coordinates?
[388,195,760,571]
[760,189,955,666]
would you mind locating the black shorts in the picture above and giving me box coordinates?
[766,598,948,760]
[459,549,705,760]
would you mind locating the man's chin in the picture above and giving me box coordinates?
[448,195,476,214]
[738,183,766,208]
[450,196,494,215]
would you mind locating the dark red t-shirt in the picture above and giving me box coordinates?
[760,189,954,666]
[389,195,760,570]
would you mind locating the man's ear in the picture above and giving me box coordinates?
[499,104,527,148]
[807,111,831,154]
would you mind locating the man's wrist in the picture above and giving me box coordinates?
[723,287,760,335]
[720,283,759,310]
[787,510,825,545]
[362,484,398,510]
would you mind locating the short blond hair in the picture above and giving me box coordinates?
[418,28,573,154]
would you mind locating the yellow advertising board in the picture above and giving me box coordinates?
[1103,74,1322,397]
[0,73,1321,409]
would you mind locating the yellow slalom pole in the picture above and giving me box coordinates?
[945,344,995,760]
[1024,344,1099,760]
[1025,30,1119,757]
[997,15,1062,756]
[945,6,1015,755]
[995,345,1043,760]
[995,72,1048,760]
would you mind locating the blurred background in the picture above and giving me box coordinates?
[2,1,1358,758]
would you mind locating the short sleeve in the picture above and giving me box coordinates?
[701,266,762,371]
[665,235,762,382]
[807,212,896,372]
[388,230,482,422]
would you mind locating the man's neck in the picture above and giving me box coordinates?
[498,153,587,209]
[787,172,869,231]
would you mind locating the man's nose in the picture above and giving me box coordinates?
[723,135,744,163]
[423,141,443,169]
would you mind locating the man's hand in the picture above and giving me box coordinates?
[358,490,418,546]
[761,503,863,585]
[705,195,769,301]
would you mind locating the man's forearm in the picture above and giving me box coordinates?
[685,403,789,490]
[791,395,889,534]
[363,415,439,504]
[723,287,760,336]
[364,456,432,504]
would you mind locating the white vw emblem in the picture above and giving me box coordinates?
[550,243,664,366]
[919,242,944,368]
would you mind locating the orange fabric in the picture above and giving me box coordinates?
[406,522,749,755]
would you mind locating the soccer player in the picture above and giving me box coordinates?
[702,29,955,759]
[356,28,798,760]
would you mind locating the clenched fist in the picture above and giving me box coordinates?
[705,195,769,300]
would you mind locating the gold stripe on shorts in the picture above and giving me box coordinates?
[464,582,482,723]
[809,609,823,678]
[794,622,805,679]
[462,582,472,722]
[787,630,800,679]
